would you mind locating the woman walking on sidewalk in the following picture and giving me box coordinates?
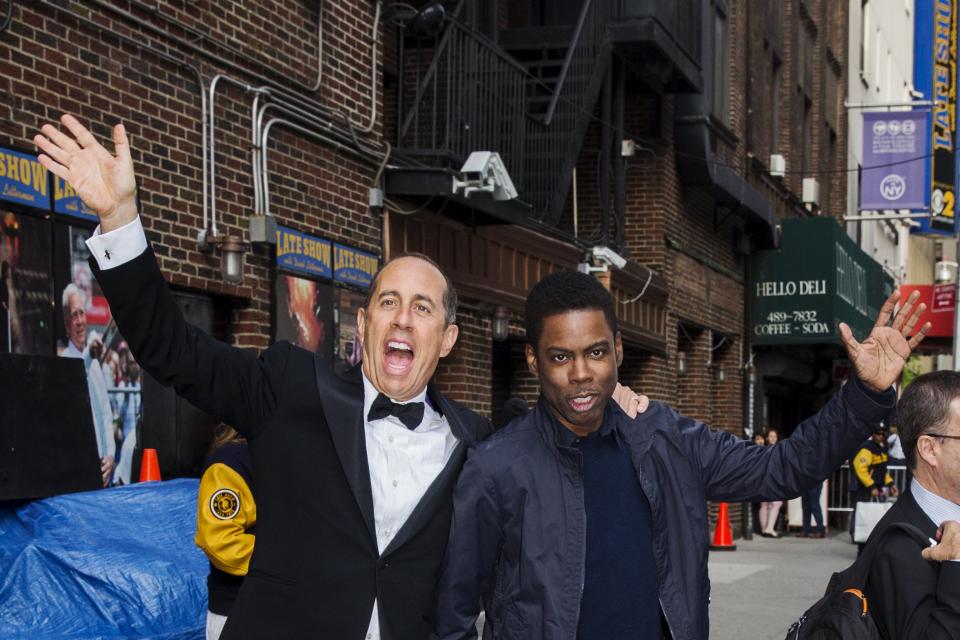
[758,428,783,538]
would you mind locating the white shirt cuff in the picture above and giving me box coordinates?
[85,216,148,270]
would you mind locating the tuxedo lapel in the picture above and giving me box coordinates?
[382,386,477,557]
[316,359,376,544]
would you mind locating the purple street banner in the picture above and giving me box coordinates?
[860,111,929,211]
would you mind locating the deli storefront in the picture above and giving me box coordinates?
[749,217,893,439]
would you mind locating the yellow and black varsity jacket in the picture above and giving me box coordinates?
[852,438,893,492]
[195,440,256,616]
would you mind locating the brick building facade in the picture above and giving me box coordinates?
[2,1,853,534]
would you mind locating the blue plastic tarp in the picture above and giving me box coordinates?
[0,479,206,639]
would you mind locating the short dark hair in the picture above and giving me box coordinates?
[898,371,960,469]
[524,270,618,349]
[363,253,458,326]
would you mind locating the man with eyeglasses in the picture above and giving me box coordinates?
[861,370,960,639]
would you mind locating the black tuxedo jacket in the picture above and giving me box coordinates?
[865,488,960,639]
[92,246,492,639]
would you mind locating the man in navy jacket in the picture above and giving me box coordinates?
[433,271,929,640]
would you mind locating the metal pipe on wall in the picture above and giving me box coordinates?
[89,0,381,144]
[260,117,384,217]
[1,0,13,34]
[91,0,325,97]
[207,75,266,239]
[252,96,384,218]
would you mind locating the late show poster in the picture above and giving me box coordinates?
[275,273,334,362]
[336,288,365,374]
[0,210,53,356]
[54,223,143,487]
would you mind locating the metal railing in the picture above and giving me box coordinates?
[817,464,907,531]
[396,0,700,221]
[397,0,616,220]
[827,463,908,513]
[397,18,530,186]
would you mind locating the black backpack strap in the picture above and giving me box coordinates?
[848,521,933,586]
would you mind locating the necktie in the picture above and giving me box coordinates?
[367,393,425,430]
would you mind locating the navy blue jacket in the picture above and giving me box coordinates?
[433,378,895,640]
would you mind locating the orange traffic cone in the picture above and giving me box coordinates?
[139,448,162,482]
[710,502,737,551]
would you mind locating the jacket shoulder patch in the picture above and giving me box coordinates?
[210,488,241,520]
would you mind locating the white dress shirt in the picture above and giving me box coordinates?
[62,339,116,460]
[85,216,461,637]
[912,478,960,562]
[361,372,458,639]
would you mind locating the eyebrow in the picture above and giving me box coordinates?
[545,339,611,354]
[377,290,437,308]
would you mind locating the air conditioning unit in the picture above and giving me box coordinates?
[802,177,820,210]
[769,154,786,178]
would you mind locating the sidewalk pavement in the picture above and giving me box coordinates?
[709,530,858,640]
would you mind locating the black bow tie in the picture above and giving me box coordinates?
[367,393,425,430]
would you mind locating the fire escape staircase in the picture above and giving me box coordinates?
[393,0,616,228]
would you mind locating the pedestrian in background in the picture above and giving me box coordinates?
[195,426,255,640]
[758,428,783,538]
[796,479,826,539]
[751,432,766,534]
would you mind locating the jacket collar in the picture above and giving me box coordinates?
[319,359,477,556]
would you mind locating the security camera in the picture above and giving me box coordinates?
[591,246,627,269]
[452,151,518,201]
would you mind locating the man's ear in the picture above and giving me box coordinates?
[357,306,366,339]
[525,343,539,377]
[615,331,624,368]
[439,322,459,358]
[916,435,939,469]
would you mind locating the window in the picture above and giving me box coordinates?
[711,1,731,126]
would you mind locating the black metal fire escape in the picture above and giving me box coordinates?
[388,0,704,236]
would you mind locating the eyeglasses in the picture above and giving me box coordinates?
[923,433,960,442]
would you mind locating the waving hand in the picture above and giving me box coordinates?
[839,289,930,392]
[35,114,138,232]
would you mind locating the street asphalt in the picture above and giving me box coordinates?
[708,530,859,640]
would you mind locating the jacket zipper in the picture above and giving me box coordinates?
[571,450,586,640]
[636,459,678,639]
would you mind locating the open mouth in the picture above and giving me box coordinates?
[567,393,599,413]
[383,339,415,374]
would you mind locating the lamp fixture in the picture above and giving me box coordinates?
[492,306,510,342]
[676,351,687,376]
[203,233,249,284]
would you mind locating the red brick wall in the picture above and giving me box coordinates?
[435,307,493,416]
[3,1,384,353]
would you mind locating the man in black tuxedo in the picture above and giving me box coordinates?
[35,114,648,639]
[863,370,960,639]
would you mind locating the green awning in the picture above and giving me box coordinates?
[750,218,894,346]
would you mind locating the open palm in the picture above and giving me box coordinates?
[35,114,138,229]
[840,289,930,392]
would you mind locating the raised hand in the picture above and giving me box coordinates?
[34,114,138,232]
[613,382,650,418]
[839,289,931,392]
[921,520,960,562]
